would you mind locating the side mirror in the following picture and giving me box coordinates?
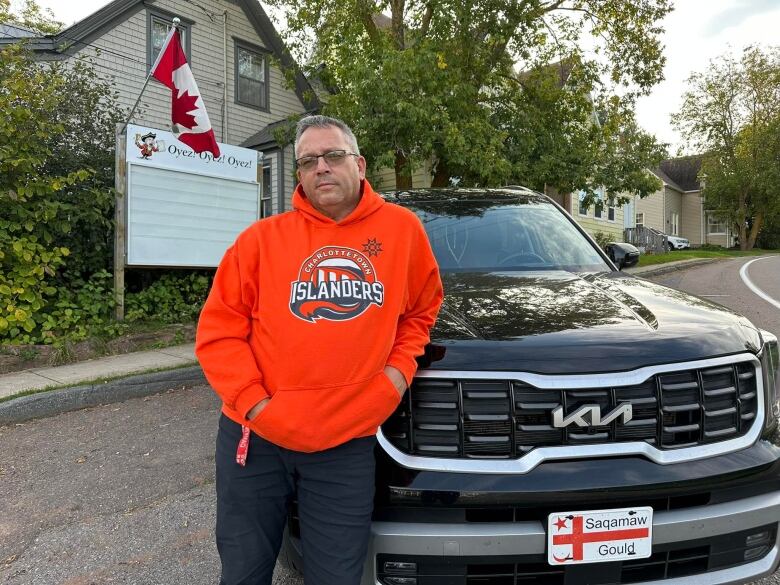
[605,242,640,270]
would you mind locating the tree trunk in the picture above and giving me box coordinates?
[738,191,748,250]
[746,211,764,251]
[394,150,412,189]
[431,159,449,187]
[390,0,406,49]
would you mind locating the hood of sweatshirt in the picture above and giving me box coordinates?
[292,179,385,227]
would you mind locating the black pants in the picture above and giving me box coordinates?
[215,414,376,585]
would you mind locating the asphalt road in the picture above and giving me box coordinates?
[2,256,779,585]
[647,254,780,585]
[0,386,302,585]
[647,255,780,343]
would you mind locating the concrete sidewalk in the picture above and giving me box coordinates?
[0,343,197,401]
[0,343,204,425]
[0,257,718,424]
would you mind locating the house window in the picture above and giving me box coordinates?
[602,190,615,221]
[578,191,588,216]
[261,164,272,217]
[235,42,269,110]
[636,212,644,228]
[149,12,190,69]
[707,214,727,235]
[593,187,608,220]
[670,212,679,236]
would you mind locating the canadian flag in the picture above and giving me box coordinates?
[150,29,220,157]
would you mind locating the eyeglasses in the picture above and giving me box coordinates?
[295,150,359,172]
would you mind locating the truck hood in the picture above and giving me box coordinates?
[423,270,762,374]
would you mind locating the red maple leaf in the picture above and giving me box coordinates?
[171,89,199,129]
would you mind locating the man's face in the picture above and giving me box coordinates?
[296,126,366,221]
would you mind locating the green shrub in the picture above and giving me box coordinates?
[0,44,95,343]
[591,231,614,249]
[125,273,212,324]
[0,39,123,346]
[37,270,126,344]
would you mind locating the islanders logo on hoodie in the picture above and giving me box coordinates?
[290,246,385,322]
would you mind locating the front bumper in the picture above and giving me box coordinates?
[363,490,780,584]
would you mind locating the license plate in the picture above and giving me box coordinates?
[547,507,653,565]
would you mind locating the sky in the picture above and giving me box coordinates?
[20,0,780,155]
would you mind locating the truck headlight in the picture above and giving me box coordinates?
[760,330,779,433]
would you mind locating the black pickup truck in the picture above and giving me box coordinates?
[285,187,780,585]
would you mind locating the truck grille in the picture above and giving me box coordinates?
[381,361,758,458]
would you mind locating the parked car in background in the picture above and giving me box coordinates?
[664,234,691,251]
[644,227,690,251]
[282,187,780,585]
[605,242,641,269]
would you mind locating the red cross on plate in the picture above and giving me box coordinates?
[552,516,650,562]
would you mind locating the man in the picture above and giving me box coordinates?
[195,115,443,585]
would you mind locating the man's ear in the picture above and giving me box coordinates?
[357,156,367,180]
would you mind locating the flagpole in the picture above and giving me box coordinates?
[119,18,181,134]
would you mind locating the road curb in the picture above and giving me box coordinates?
[0,365,206,426]
[626,258,722,278]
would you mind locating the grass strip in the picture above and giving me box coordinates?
[636,249,777,267]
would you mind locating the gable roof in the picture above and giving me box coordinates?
[651,166,683,192]
[242,117,298,150]
[0,23,39,38]
[0,0,320,112]
[652,155,703,192]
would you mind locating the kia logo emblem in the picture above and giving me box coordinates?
[552,404,633,428]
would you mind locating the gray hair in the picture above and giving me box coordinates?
[294,115,360,157]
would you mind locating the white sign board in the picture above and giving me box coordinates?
[124,125,260,267]
[126,124,258,182]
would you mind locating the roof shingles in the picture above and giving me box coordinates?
[653,155,703,192]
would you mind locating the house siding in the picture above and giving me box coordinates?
[259,149,279,215]
[368,162,432,191]
[70,0,307,147]
[681,191,704,246]
[576,208,626,240]
[707,234,731,247]
[664,186,683,236]
[369,166,397,191]
[541,186,625,239]
[635,187,664,232]
[281,143,296,211]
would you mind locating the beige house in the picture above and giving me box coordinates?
[631,156,736,248]
[545,187,627,240]
[2,0,320,215]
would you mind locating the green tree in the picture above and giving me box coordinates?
[0,0,61,34]
[673,46,780,250]
[268,0,668,200]
[40,56,124,278]
[0,44,89,340]
[0,2,124,343]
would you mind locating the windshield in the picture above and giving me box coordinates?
[409,199,611,273]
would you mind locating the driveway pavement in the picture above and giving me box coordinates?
[0,385,301,585]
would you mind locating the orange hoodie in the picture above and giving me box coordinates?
[195,180,443,452]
